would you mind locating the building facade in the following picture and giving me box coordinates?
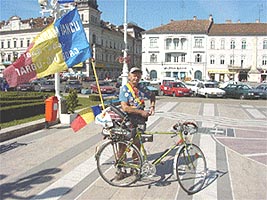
[141,16,267,83]
[0,0,143,80]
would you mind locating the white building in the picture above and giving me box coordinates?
[0,0,143,80]
[142,16,267,83]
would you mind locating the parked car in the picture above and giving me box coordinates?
[222,84,260,100]
[196,81,225,98]
[160,81,192,97]
[255,83,267,99]
[219,80,238,88]
[90,81,116,94]
[139,81,159,96]
[16,83,34,91]
[36,80,55,92]
[185,81,198,96]
[65,80,83,93]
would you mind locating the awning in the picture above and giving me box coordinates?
[208,69,235,74]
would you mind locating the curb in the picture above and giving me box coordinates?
[0,119,59,143]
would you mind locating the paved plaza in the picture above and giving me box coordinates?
[0,97,266,200]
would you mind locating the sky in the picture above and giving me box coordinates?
[0,0,266,30]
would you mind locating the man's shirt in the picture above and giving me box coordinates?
[119,82,152,110]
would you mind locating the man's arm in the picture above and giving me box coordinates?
[121,101,150,118]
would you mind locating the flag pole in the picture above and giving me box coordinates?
[91,60,105,110]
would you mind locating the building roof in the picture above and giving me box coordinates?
[143,19,213,34]
[208,23,267,36]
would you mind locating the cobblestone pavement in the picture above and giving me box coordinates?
[0,97,266,200]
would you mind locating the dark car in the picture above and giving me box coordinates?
[255,83,267,99]
[16,83,34,91]
[65,80,83,93]
[139,81,159,96]
[36,80,55,92]
[222,84,260,100]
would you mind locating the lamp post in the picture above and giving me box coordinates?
[121,0,128,86]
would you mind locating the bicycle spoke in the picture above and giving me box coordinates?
[176,144,207,194]
[96,140,142,187]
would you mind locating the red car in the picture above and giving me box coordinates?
[160,81,192,97]
[90,81,116,94]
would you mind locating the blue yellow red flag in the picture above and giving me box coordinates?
[3,8,91,87]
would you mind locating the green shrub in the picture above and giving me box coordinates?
[66,89,78,113]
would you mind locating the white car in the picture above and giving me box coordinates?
[196,81,225,98]
[185,81,198,96]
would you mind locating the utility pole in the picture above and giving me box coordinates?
[121,0,128,86]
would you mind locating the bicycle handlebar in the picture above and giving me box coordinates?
[173,121,198,135]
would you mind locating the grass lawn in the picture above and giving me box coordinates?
[0,97,100,129]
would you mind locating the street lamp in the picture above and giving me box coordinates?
[121,0,128,86]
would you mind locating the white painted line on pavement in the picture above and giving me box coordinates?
[243,153,267,157]
[202,103,215,128]
[193,135,217,200]
[246,108,265,119]
[31,156,96,200]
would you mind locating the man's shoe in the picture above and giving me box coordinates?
[115,171,126,181]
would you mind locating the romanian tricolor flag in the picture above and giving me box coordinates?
[3,8,91,87]
[71,105,102,132]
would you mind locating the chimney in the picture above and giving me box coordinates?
[193,16,197,21]
[225,20,232,23]
[237,19,241,23]
[255,19,260,23]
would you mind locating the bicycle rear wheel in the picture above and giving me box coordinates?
[176,143,207,194]
[96,140,142,187]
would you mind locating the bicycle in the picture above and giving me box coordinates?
[95,104,207,195]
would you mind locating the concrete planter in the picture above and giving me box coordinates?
[59,113,78,124]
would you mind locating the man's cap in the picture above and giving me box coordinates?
[129,67,142,74]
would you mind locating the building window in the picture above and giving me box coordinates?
[220,39,225,49]
[173,38,179,49]
[7,41,10,48]
[210,55,215,64]
[241,55,245,67]
[92,34,96,44]
[14,40,17,48]
[220,55,225,64]
[165,53,171,62]
[20,40,23,47]
[1,41,4,48]
[165,38,172,49]
[263,40,267,49]
[195,38,203,48]
[241,40,246,49]
[210,40,215,49]
[195,54,202,63]
[149,37,158,48]
[230,55,235,65]
[174,55,179,62]
[181,54,185,62]
[150,53,157,63]
[27,39,30,47]
[230,40,235,49]
[262,56,267,65]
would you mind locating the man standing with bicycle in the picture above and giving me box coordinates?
[116,67,156,180]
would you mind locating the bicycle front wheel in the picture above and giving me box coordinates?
[96,140,142,187]
[176,143,207,194]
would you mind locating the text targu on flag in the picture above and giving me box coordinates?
[3,8,91,87]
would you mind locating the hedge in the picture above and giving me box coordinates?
[0,102,45,123]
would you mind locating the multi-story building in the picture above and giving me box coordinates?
[142,15,267,83]
[0,0,143,80]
